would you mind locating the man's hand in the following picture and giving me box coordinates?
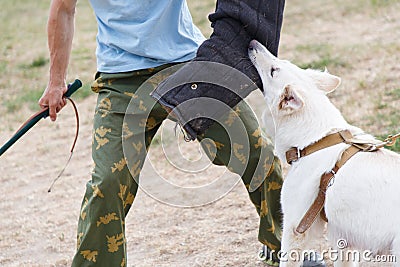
[39,83,67,121]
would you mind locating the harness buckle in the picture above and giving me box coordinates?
[327,170,336,188]
[365,144,378,152]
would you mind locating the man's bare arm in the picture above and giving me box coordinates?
[39,0,77,121]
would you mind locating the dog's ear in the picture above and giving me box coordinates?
[279,84,304,113]
[306,69,341,93]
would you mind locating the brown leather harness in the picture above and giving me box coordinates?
[285,130,400,234]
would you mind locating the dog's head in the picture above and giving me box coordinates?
[248,40,341,115]
[248,40,347,150]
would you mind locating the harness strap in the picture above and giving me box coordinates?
[285,129,400,234]
[285,130,353,164]
[295,145,361,234]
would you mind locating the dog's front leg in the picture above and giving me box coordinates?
[280,224,306,267]
[392,237,400,267]
[331,248,359,267]
[328,237,359,267]
[281,218,326,267]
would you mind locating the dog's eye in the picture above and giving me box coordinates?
[270,66,279,77]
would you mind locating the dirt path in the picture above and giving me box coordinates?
[0,94,271,267]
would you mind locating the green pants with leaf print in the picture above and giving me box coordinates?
[72,63,283,266]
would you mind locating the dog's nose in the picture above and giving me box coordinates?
[249,40,258,51]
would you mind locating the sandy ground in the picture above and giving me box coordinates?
[1,1,400,266]
[0,95,273,267]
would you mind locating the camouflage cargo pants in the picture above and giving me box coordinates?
[72,64,283,266]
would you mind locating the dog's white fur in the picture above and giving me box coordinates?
[249,40,400,267]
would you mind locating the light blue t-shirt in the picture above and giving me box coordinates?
[89,0,206,73]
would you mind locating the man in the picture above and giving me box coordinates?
[39,0,324,266]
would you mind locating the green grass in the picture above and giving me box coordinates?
[297,55,348,70]
[187,0,215,37]
[364,112,400,152]
[31,57,48,68]
[73,83,93,100]
[365,101,400,152]
[4,88,44,112]
[385,88,400,99]
[294,44,349,70]
[0,0,97,115]
[332,0,398,16]
[0,60,7,72]
[370,0,398,7]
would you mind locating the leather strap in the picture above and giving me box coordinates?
[47,97,80,192]
[295,145,361,234]
[286,130,353,164]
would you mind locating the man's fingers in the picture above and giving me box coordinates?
[48,100,70,121]
[49,98,62,121]
[49,104,57,121]
[56,103,64,113]
[39,86,68,121]
[38,97,49,109]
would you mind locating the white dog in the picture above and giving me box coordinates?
[248,40,400,267]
